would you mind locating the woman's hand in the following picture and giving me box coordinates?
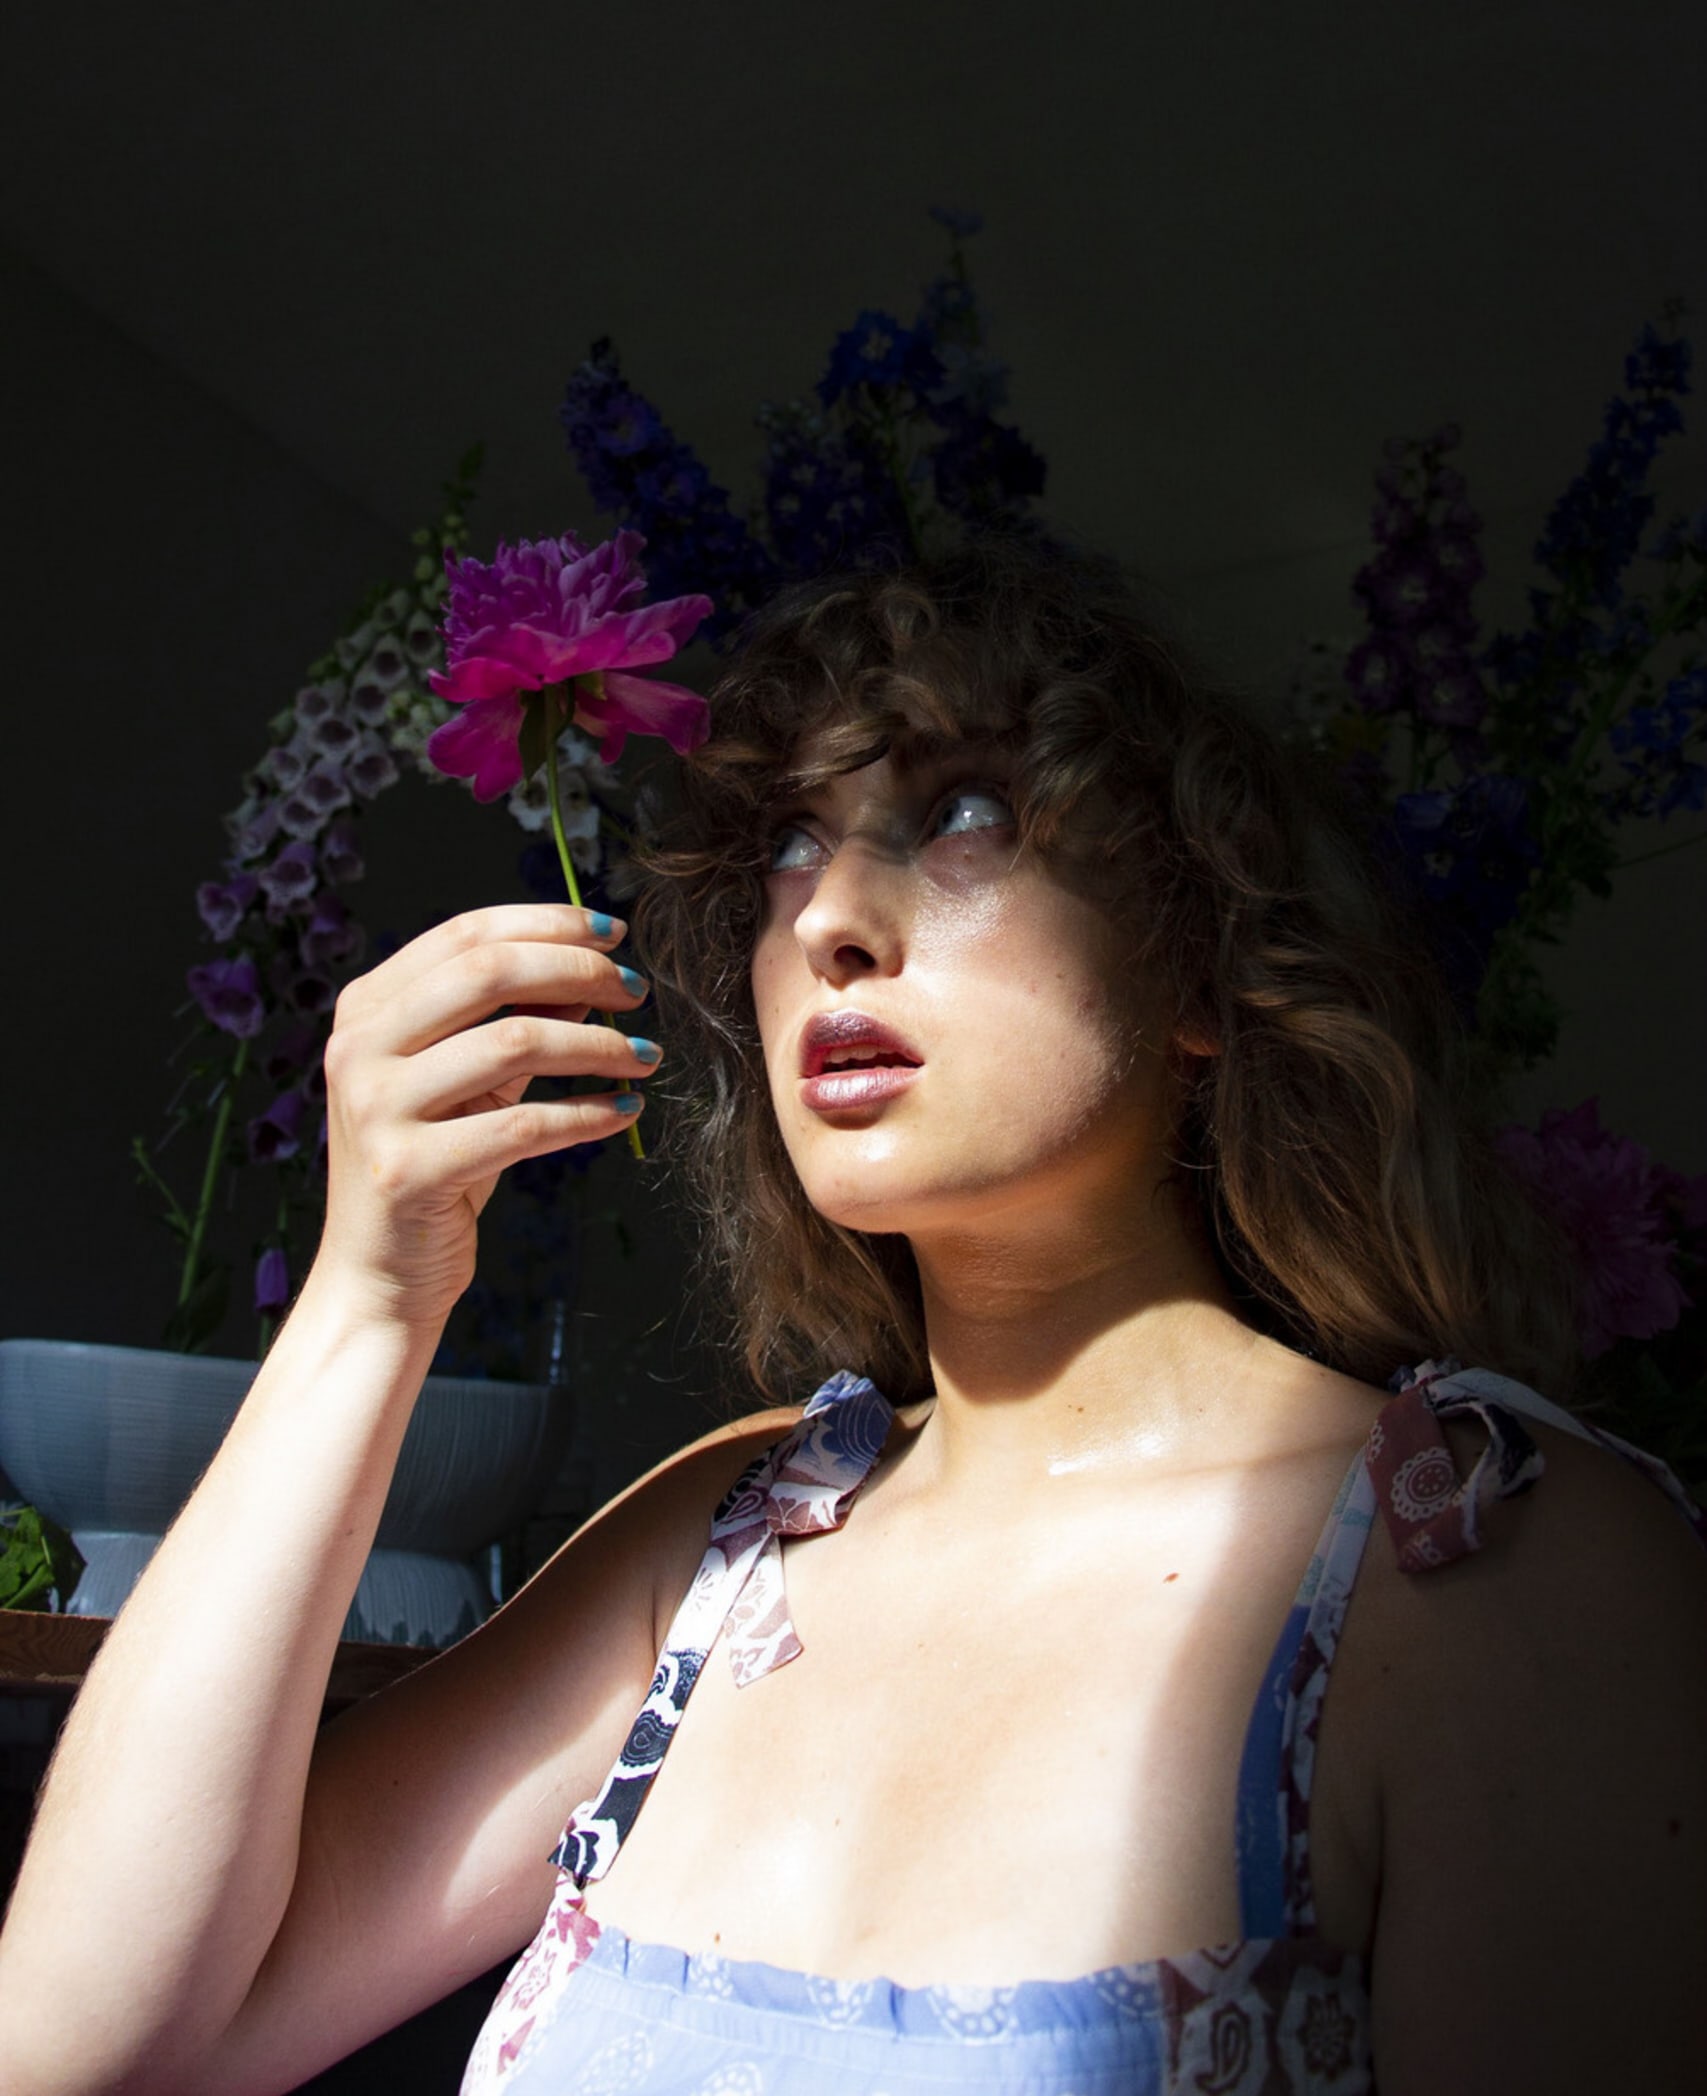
[316,902,657,1332]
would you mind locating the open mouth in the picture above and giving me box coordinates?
[801,1011,923,1079]
[814,1043,923,1077]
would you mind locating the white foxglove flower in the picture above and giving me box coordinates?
[404,610,440,664]
[348,733,399,799]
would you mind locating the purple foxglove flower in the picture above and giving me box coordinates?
[264,1021,319,1085]
[248,1087,307,1163]
[259,839,319,914]
[268,951,337,1015]
[196,873,259,942]
[347,733,399,799]
[1496,1101,1693,1357]
[295,684,338,726]
[347,671,391,726]
[263,739,310,793]
[425,531,711,797]
[300,890,364,971]
[320,821,364,885]
[187,955,266,1039]
[298,761,352,818]
[254,1246,291,1315]
[307,713,359,760]
[276,793,328,842]
[362,637,410,691]
[227,796,283,864]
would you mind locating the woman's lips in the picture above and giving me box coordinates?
[800,1062,922,1113]
[799,1010,923,1113]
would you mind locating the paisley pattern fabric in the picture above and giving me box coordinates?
[461,1362,1703,2095]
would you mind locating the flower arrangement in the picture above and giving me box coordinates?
[1285,310,1707,1480]
[135,452,708,1358]
[557,209,1046,635]
[136,212,1036,1367]
[131,207,1705,1493]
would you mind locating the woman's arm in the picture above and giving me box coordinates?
[1366,1421,1707,2090]
[0,903,666,2094]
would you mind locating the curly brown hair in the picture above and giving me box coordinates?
[636,537,1578,1408]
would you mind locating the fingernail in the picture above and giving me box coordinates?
[629,1037,662,1066]
[589,911,618,941]
[612,1092,645,1115]
[617,967,648,1000]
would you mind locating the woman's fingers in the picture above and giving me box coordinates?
[373,941,647,1061]
[336,904,627,1023]
[371,1089,646,1198]
[397,1014,663,1123]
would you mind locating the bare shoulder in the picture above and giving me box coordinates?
[216,1404,800,2093]
[1358,1416,1707,2092]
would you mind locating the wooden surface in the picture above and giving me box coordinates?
[0,1610,435,1708]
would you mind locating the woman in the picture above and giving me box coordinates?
[2,542,1702,2093]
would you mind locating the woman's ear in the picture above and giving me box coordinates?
[1174,1026,1221,1059]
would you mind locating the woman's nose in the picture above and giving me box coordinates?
[791,836,908,985]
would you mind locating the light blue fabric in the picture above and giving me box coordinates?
[537,1923,1172,2092]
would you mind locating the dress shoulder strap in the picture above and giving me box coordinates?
[1237,1358,1707,1939]
[551,1372,894,1887]
[1369,1359,1707,1569]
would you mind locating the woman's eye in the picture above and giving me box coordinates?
[932,788,1014,838]
[768,823,822,873]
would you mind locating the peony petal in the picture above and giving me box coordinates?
[575,671,711,764]
[425,693,528,801]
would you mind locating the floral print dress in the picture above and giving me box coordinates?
[460,1364,1703,2095]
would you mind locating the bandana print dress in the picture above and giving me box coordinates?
[460,1363,1704,2094]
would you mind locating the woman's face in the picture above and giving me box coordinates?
[750,739,1183,1244]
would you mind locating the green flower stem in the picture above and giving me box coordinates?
[179,1035,249,1310]
[548,694,645,1161]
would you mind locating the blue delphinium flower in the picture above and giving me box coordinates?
[1609,664,1707,816]
[560,342,778,641]
[562,215,1046,622]
[1488,317,1692,707]
[817,311,943,407]
[1390,774,1540,1007]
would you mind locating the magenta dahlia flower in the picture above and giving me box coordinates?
[1496,1099,1696,1357]
[426,529,712,798]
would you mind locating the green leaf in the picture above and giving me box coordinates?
[0,1505,83,1611]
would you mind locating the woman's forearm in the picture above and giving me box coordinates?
[0,1269,442,2094]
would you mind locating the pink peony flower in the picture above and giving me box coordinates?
[1496,1099,1695,1357]
[426,530,712,798]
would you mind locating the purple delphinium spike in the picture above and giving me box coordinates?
[1349,428,1488,737]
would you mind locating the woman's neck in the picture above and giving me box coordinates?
[899,1190,1305,1498]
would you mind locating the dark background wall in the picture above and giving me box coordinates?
[3,1,1704,1490]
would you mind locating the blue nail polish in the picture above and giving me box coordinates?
[613,1092,644,1115]
[589,911,616,940]
[618,966,648,1000]
[630,1037,662,1065]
